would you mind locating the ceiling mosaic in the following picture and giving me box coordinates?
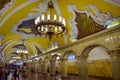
[0,0,10,9]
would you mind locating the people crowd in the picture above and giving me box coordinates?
[0,65,26,80]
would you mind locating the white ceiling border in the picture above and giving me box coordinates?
[0,0,38,27]
[104,0,120,7]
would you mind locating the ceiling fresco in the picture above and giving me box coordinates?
[0,0,10,9]
[16,18,36,34]
[75,12,105,39]
[0,0,120,63]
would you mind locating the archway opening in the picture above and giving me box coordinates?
[44,57,50,74]
[84,46,113,80]
[63,51,79,79]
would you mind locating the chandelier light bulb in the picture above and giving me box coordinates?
[54,14,57,21]
[38,27,40,30]
[59,27,62,31]
[41,14,44,21]
[16,50,18,53]
[45,27,48,32]
[55,27,57,32]
[41,26,44,31]
[37,16,40,22]
[35,19,38,25]
[62,18,66,26]
[25,51,28,53]
[47,14,50,20]
[59,16,62,22]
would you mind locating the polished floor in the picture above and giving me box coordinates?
[19,73,79,80]
[17,72,111,80]
[8,73,113,80]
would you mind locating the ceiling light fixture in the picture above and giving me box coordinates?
[34,0,66,40]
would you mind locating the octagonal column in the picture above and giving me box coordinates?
[77,56,88,80]
[61,59,67,77]
[50,59,56,76]
[109,49,120,80]
[42,61,47,74]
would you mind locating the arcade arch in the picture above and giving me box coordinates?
[62,50,78,77]
[43,56,50,74]
[80,45,113,80]
[49,53,62,75]
[37,58,43,73]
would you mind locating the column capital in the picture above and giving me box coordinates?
[60,58,67,61]
[77,55,88,60]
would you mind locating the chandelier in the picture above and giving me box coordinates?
[16,49,28,54]
[16,49,28,60]
[13,40,28,59]
[34,0,66,40]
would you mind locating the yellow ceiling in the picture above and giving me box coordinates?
[0,0,120,61]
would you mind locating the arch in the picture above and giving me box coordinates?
[0,38,45,64]
[81,44,113,79]
[38,58,43,62]
[44,56,49,62]
[61,50,79,77]
[63,50,77,59]
[81,44,108,58]
[37,58,43,73]
[51,53,62,60]
[42,56,50,74]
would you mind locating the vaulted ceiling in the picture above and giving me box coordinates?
[0,0,120,64]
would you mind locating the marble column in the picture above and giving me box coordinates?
[50,59,56,76]
[77,56,88,80]
[41,62,44,74]
[109,49,120,80]
[43,61,47,74]
[37,62,42,73]
[34,61,38,72]
[61,59,67,77]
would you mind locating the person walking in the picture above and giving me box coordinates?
[13,67,20,80]
[0,67,5,80]
[55,67,59,79]
[4,67,9,80]
[7,69,13,80]
[0,67,2,80]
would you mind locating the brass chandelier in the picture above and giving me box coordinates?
[34,0,66,40]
